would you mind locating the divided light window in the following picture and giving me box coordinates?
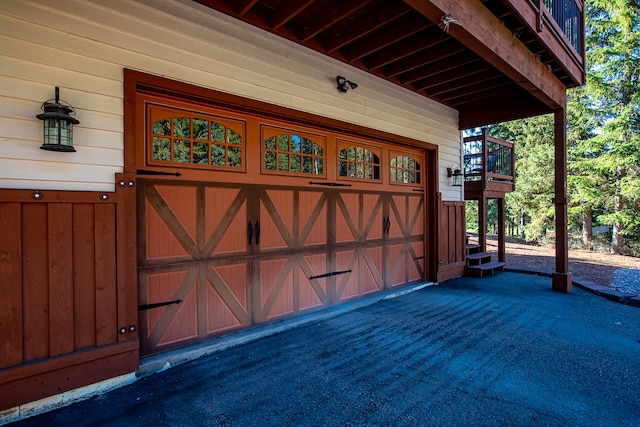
[337,140,381,181]
[390,152,421,185]
[262,126,325,176]
[147,104,245,171]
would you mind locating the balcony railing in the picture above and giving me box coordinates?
[543,0,583,54]
[463,130,515,186]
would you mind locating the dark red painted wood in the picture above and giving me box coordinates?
[21,204,50,363]
[0,203,22,369]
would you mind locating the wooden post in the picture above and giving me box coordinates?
[478,194,487,252]
[497,197,506,263]
[552,108,572,291]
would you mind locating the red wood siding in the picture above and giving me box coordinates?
[437,199,466,282]
[0,188,138,411]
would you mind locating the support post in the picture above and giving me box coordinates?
[497,197,506,263]
[552,108,572,291]
[478,194,487,252]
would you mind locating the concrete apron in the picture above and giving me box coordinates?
[1,281,435,426]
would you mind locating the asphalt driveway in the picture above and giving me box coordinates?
[13,272,640,426]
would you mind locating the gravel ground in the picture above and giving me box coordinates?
[476,235,640,295]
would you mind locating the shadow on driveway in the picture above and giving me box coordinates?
[13,272,640,426]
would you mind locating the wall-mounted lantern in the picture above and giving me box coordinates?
[36,87,79,152]
[447,166,463,187]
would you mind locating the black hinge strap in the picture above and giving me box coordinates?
[308,181,352,187]
[137,169,182,177]
[138,299,183,311]
[413,255,426,260]
[308,269,352,280]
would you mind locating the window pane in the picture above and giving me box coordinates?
[290,154,301,172]
[391,168,397,182]
[314,145,323,156]
[278,153,289,171]
[374,165,380,180]
[193,118,208,140]
[301,138,312,154]
[357,164,364,178]
[228,129,242,145]
[211,122,225,142]
[278,135,289,151]
[347,147,355,161]
[365,165,371,179]
[314,158,323,174]
[264,136,276,150]
[347,162,355,177]
[228,146,242,168]
[291,135,301,152]
[339,160,347,176]
[152,137,170,161]
[173,118,191,138]
[174,140,191,163]
[193,142,209,164]
[303,156,313,174]
[416,172,421,184]
[265,151,276,170]
[211,144,226,166]
[338,149,347,160]
[356,147,364,162]
[152,119,170,135]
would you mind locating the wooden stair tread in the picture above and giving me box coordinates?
[467,261,505,270]
[466,252,491,260]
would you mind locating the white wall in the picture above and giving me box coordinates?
[0,0,463,199]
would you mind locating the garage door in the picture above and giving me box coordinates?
[137,96,428,355]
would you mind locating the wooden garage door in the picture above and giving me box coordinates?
[136,99,427,355]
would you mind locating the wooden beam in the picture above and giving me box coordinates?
[324,2,412,53]
[366,28,444,71]
[271,0,315,31]
[552,108,572,292]
[347,15,425,62]
[503,0,585,85]
[404,0,566,110]
[424,69,500,95]
[299,0,370,42]
[457,92,552,129]
[401,51,479,84]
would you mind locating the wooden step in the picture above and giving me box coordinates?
[466,243,481,255]
[466,252,492,266]
[466,261,506,278]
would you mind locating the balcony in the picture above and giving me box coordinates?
[463,129,515,200]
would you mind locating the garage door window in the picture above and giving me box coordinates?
[147,104,245,171]
[262,127,325,176]
[337,141,381,181]
[390,152,421,185]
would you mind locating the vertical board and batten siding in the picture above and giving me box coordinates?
[0,185,138,411]
[0,0,462,200]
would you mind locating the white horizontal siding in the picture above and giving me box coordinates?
[0,0,462,198]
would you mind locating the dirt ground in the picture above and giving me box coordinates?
[473,234,640,287]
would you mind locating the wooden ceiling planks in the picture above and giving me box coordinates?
[194,0,581,128]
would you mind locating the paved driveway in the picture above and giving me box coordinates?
[13,272,640,426]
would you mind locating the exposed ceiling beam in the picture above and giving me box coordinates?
[324,2,412,53]
[271,0,316,30]
[384,40,466,79]
[299,0,371,42]
[404,0,566,110]
[346,15,425,62]
[403,52,481,86]
[365,28,444,71]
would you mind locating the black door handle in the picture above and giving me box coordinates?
[255,221,260,245]
[248,221,253,245]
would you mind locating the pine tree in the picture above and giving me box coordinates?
[584,0,640,254]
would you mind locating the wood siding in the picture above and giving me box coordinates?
[0,188,138,410]
[437,200,466,282]
[0,0,460,200]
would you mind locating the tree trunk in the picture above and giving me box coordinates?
[611,168,624,254]
[582,209,592,249]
